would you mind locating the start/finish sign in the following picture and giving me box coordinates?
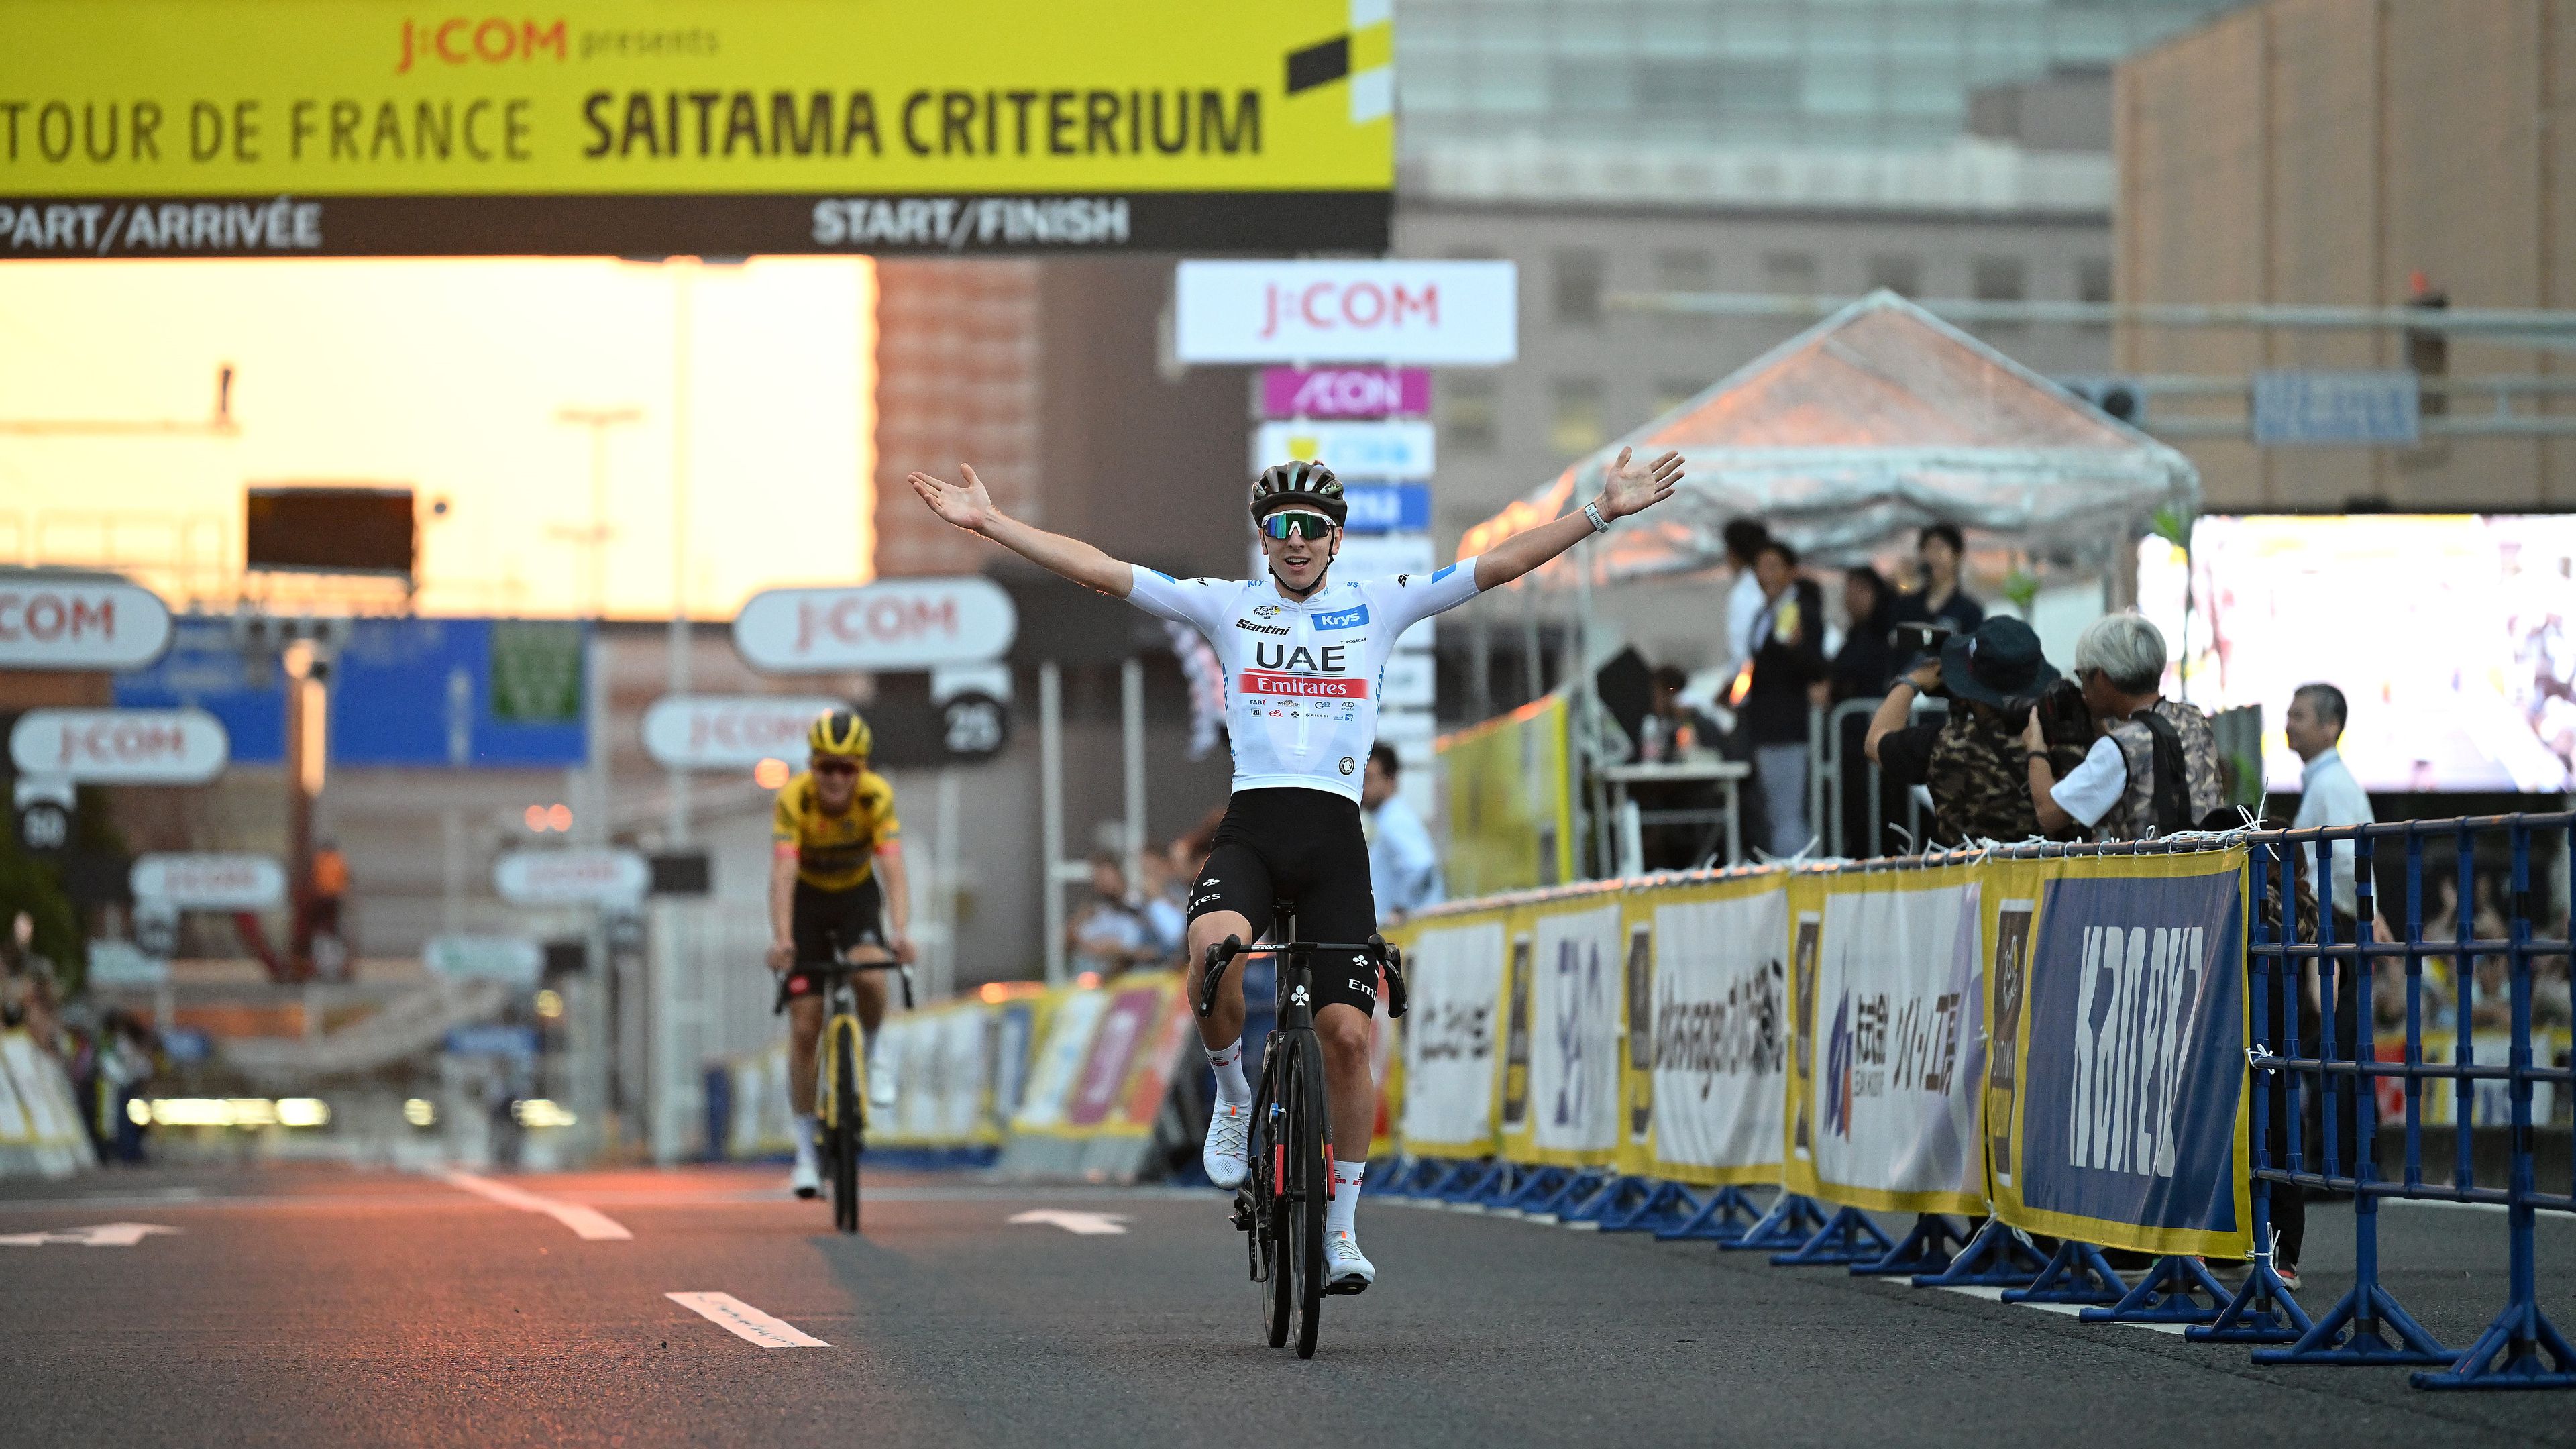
[0,0,1393,258]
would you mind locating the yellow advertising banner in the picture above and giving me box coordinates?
[1498,886,1625,1169]
[0,0,1393,256]
[1438,692,1576,899]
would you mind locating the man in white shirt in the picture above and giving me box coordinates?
[1361,744,1443,922]
[1721,519,1770,676]
[2285,682,2373,916]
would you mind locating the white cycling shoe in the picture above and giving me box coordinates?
[867,1049,898,1114]
[790,1150,821,1200]
[1203,1101,1251,1189]
[1324,1230,1375,1294]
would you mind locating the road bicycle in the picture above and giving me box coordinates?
[1197,904,1407,1360]
[777,933,914,1234]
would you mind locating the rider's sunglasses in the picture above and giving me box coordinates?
[1260,511,1335,542]
[812,759,861,777]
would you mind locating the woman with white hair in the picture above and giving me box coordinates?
[2019,612,2223,840]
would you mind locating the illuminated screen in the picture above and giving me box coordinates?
[246,486,415,576]
[2140,514,2576,793]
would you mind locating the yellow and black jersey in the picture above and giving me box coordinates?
[771,770,901,892]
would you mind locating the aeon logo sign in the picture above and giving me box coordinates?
[2066,924,2209,1180]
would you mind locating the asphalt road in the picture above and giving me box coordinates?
[2,1161,2573,1448]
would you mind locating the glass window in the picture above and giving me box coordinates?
[1550,379,1605,457]
[1654,250,1714,331]
[1974,256,2029,335]
[2078,256,2114,333]
[1764,251,1819,294]
[1866,254,1923,297]
[1554,250,1605,327]
[1442,373,1498,454]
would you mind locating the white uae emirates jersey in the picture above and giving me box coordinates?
[1125,560,1481,804]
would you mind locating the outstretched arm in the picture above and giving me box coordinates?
[908,465,1136,596]
[1473,447,1684,592]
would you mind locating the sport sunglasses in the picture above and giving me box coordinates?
[1260,511,1336,541]
[811,758,862,777]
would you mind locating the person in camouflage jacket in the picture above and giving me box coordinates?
[1866,616,2074,850]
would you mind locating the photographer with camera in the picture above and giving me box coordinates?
[2021,613,2223,842]
[1863,616,2070,849]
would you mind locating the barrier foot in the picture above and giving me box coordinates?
[1544,1171,1620,1224]
[1911,1218,2051,1289]
[2079,1254,2231,1324]
[2002,1239,2128,1306]
[1369,1155,1414,1198]
[2413,1301,2576,1390]
[2253,1281,2454,1367]
[1771,1205,1897,1267]
[1396,1157,1457,1198]
[1721,1192,1830,1252]
[1596,1179,1693,1234]
[1439,1160,1511,1208]
[1419,1159,1480,1199]
[1654,1185,1764,1242]
[1851,1213,1967,1278]
[2186,1255,2311,1345]
[1500,1166,1576,1216]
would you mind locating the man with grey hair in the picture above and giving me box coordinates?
[2020,612,2223,840]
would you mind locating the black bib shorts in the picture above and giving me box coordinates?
[1186,788,1383,1019]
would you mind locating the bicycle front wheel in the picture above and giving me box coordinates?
[831,1026,861,1234]
[1254,1056,1291,1348]
[1288,1031,1328,1360]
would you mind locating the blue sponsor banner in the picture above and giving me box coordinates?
[1340,482,1430,535]
[1314,603,1371,631]
[2004,856,2251,1256]
[115,617,588,768]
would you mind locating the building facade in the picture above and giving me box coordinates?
[2116,0,2576,508]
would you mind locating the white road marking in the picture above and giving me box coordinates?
[1008,1209,1130,1236]
[665,1292,832,1348]
[1936,1284,2188,1334]
[0,1222,180,1247]
[436,1169,633,1241]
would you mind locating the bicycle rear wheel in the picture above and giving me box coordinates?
[1254,1051,1291,1348]
[831,1026,861,1234]
[1288,1031,1327,1360]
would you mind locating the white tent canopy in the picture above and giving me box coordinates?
[1460,290,2200,582]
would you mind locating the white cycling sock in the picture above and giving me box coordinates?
[792,1113,818,1162]
[1327,1158,1365,1240]
[1205,1038,1252,1107]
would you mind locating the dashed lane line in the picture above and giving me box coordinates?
[666,1292,833,1348]
[435,1169,633,1241]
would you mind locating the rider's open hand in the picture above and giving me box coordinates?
[908,465,996,533]
[1597,447,1684,522]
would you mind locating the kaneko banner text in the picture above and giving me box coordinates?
[0,0,1393,256]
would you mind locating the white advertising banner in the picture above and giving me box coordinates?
[641,694,843,770]
[934,1006,992,1142]
[1806,878,1987,1211]
[1527,901,1623,1160]
[493,849,649,907]
[1646,886,1790,1181]
[129,852,286,910]
[424,934,543,988]
[0,580,172,671]
[1397,918,1508,1155]
[11,707,228,784]
[1175,260,1519,364]
[733,577,1016,674]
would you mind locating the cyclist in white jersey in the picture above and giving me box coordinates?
[907,446,1684,1291]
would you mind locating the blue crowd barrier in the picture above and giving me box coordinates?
[1375,814,2571,1393]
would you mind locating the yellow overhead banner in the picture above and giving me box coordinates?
[0,0,1394,256]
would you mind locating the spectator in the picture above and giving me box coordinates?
[1864,616,2058,848]
[1719,519,1772,680]
[1362,743,1444,923]
[1893,523,1986,637]
[1829,566,1900,703]
[2284,684,2373,919]
[1743,539,1827,857]
[1067,851,1158,979]
[1135,847,1188,967]
[2022,614,2222,842]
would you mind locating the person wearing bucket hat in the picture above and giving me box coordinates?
[1863,615,2069,849]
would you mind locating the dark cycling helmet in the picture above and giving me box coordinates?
[806,707,873,759]
[1249,460,1347,527]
